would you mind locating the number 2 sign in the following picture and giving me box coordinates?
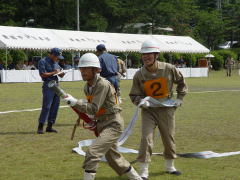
[144,77,168,98]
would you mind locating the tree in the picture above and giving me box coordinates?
[0,0,239,50]
[221,0,240,42]
[193,10,224,49]
[0,0,18,25]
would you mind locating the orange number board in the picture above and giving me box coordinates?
[143,77,168,98]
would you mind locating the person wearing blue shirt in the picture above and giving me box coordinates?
[96,44,119,92]
[0,60,4,83]
[37,48,65,134]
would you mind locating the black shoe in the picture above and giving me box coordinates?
[46,123,58,133]
[46,127,58,133]
[166,170,182,176]
[37,123,44,134]
[141,177,148,180]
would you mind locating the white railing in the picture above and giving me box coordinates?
[0,68,208,83]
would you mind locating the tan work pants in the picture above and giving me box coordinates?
[83,114,130,175]
[226,66,232,76]
[137,107,177,163]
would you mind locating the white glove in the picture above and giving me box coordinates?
[174,99,183,107]
[62,94,78,106]
[139,100,150,108]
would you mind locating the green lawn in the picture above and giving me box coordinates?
[0,69,240,180]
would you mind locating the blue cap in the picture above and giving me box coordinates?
[96,44,106,51]
[50,48,64,60]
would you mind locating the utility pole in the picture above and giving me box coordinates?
[77,0,80,31]
[216,0,222,11]
[76,0,80,70]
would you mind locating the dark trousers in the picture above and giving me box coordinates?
[106,76,119,92]
[38,83,60,124]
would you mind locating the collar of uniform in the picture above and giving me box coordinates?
[142,61,165,77]
[91,74,100,88]
[157,61,166,69]
[85,74,99,94]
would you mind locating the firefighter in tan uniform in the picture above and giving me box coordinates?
[62,53,142,180]
[225,55,234,76]
[118,57,127,77]
[117,57,127,102]
[129,39,187,180]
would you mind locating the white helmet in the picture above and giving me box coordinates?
[78,53,101,68]
[140,39,160,54]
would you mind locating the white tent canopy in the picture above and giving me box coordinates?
[0,25,209,53]
[205,54,215,58]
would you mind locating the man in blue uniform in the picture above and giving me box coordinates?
[96,44,119,92]
[37,48,65,134]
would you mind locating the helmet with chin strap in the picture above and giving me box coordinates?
[140,39,160,54]
[78,53,101,68]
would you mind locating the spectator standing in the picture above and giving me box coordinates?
[74,55,80,69]
[127,59,132,68]
[237,56,240,76]
[176,56,186,68]
[59,59,72,70]
[15,61,23,70]
[28,61,36,70]
[225,56,234,76]
[22,61,29,70]
[37,48,65,134]
[96,44,119,93]
[64,61,72,70]
[7,62,16,70]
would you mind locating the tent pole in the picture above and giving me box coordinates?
[72,52,74,81]
[170,53,173,64]
[5,48,8,69]
[4,48,8,83]
[71,51,74,68]
[190,54,192,78]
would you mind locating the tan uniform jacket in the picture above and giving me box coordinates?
[129,61,187,105]
[225,57,234,67]
[74,75,130,175]
[74,75,122,132]
[118,58,126,75]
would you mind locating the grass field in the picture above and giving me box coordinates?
[0,70,240,180]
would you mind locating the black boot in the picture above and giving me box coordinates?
[46,122,58,133]
[37,123,44,134]
[166,170,182,176]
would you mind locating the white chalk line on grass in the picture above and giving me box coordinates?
[189,89,240,94]
[0,106,68,114]
[0,89,240,115]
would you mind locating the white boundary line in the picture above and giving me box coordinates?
[0,106,68,114]
[0,89,240,115]
[189,89,240,94]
